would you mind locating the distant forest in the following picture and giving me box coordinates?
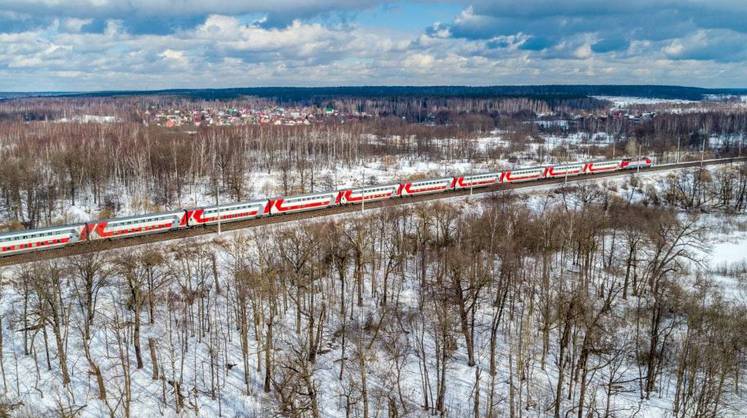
[4,84,747,102]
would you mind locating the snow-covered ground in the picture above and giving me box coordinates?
[592,96,696,107]
[704,215,747,303]
[0,167,745,417]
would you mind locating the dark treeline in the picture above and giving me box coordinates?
[18,84,747,101]
[0,95,604,124]
[326,96,605,122]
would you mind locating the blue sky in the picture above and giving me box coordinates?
[0,0,746,91]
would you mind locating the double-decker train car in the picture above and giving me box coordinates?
[87,211,184,240]
[0,224,85,256]
[187,200,271,226]
[501,166,545,183]
[585,160,623,173]
[544,162,585,178]
[452,173,501,190]
[398,177,453,196]
[0,157,654,257]
[336,184,400,205]
[271,191,337,215]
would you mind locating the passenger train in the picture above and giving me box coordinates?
[0,157,652,257]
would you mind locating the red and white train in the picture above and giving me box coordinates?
[0,157,651,257]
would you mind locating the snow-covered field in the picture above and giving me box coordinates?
[592,96,696,107]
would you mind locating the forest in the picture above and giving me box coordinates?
[1,93,746,231]
[0,165,745,417]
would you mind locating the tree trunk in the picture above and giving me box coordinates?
[83,339,106,400]
[149,338,159,380]
[133,304,144,369]
[52,325,71,385]
[264,315,273,393]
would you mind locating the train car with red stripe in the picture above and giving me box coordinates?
[0,224,84,255]
[336,184,399,205]
[397,177,453,196]
[187,200,271,226]
[89,211,183,239]
[501,167,545,183]
[584,160,623,174]
[543,162,585,178]
[271,191,337,215]
[452,172,501,190]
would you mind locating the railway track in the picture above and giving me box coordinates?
[1,157,744,267]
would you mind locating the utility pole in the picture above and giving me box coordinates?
[676,136,681,164]
[217,194,221,235]
[361,173,365,212]
[701,136,706,169]
[638,144,642,174]
[212,149,221,235]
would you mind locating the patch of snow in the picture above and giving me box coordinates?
[592,96,696,107]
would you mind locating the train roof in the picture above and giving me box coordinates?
[273,190,338,200]
[101,210,183,223]
[409,176,453,182]
[547,161,585,166]
[347,182,401,190]
[197,199,269,210]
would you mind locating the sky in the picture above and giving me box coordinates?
[0,0,746,91]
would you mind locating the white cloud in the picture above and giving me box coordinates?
[573,43,592,59]
[662,40,684,57]
[403,53,434,69]
[160,49,187,63]
[0,7,746,90]
[60,17,92,33]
